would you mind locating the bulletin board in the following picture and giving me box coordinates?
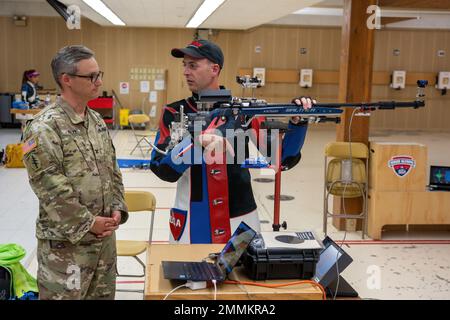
[129,66,167,130]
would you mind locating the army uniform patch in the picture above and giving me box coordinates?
[22,137,38,155]
[29,154,41,170]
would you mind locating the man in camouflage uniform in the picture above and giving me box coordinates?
[22,45,128,300]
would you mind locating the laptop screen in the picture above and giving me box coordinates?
[430,166,450,187]
[216,221,256,275]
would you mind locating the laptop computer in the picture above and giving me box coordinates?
[429,165,450,191]
[162,221,257,282]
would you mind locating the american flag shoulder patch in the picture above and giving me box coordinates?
[22,137,38,155]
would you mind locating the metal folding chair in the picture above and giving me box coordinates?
[323,142,369,239]
[128,114,152,157]
[116,190,156,293]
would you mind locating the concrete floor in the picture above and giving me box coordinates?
[1,126,450,300]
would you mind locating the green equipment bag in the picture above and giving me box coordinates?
[0,244,38,299]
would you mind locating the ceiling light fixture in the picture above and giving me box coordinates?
[82,0,125,26]
[293,7,343,16]
[186,0,226,28]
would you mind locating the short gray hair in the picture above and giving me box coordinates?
[51,45,94,88]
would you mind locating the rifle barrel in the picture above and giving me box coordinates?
[265,101,424,109]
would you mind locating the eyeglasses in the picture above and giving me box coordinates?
[67,71,104,83]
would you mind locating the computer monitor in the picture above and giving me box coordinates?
[312,237,353,288]
[429,165,450,190]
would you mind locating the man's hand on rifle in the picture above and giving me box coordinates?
[291,96,316,124]
[197,133,235,164]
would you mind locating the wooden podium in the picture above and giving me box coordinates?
[368,142,450,239]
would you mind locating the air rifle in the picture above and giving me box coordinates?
[150,79,427,155]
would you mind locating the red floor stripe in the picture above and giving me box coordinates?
[149,239,450,245]
[341,239,450,245]
[150,240,450,245]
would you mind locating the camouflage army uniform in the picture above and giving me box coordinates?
[22,97,128,300]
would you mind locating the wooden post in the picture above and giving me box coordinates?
[333,0,376,231]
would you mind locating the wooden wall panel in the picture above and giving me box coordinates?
[214,30,243,96]
[234,27,342,104]
[4,17,33,93]
[27,18,58,90]
[0,18,8,91]
[371,28,450,132]
[0,16,449,131]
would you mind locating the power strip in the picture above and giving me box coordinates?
[186,280,207,290]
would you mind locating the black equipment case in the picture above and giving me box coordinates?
[242,233,323,280]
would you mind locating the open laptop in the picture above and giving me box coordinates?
[429,165,450,191]
[162,221,257,282]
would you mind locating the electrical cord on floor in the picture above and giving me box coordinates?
[163,283,188,300]
[223,279,327,300]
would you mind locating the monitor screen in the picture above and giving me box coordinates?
[314,244,342,282]
[430,166,450,186]
[216,222,256,275]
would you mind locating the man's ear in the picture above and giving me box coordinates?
[212,64,221,75]
[60,74,71,88]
